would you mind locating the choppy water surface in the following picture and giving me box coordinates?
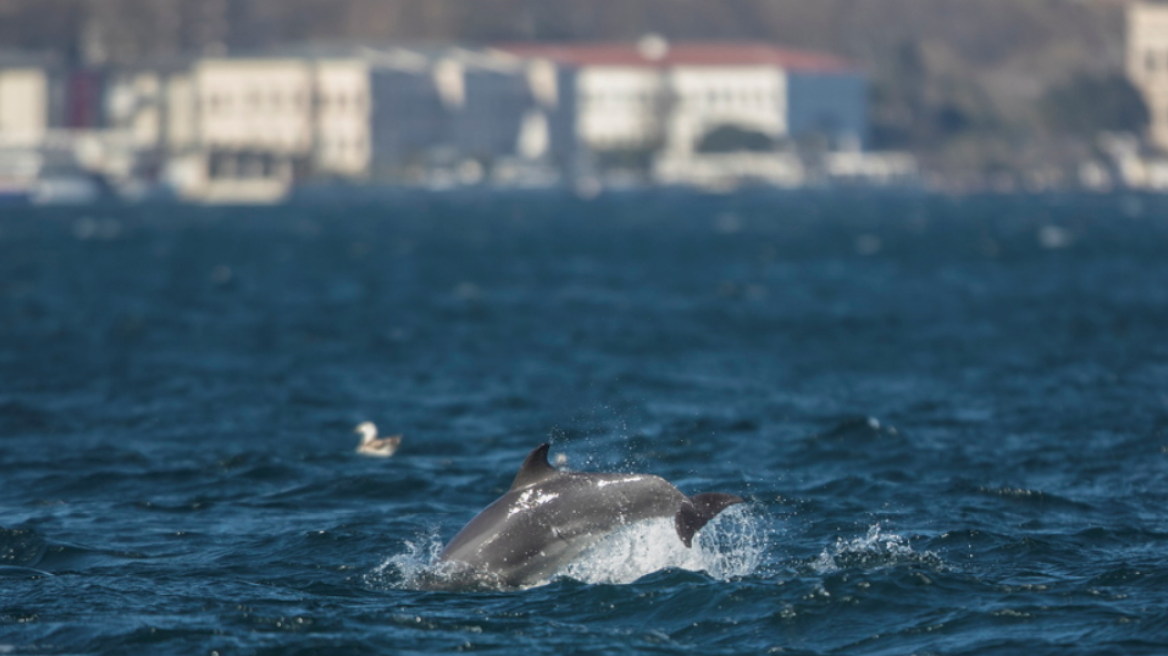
[2,191,1168,654]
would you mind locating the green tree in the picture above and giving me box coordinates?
[696,124,776,153]
[1038,74,1150,137]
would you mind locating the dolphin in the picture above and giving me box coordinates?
[433,443,743,589]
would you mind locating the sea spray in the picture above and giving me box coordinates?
[364,530,446,591]
[810,523,943,574]
[369,504,769,591]
[557,503,768,586]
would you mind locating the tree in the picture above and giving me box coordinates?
[696,124,776,153]
[1038,74,1150,138]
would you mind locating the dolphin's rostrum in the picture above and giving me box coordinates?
[434,443,743,589]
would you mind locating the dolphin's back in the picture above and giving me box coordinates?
[439,471,682,582]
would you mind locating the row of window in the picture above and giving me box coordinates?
[693,88,777,108]
[319,136,367,157]
[202,91,368,113]
[200,92,537,114]
[584,88,777,109]
[203,136,368,157]
[207,151,288,180]
[585,89,657,106]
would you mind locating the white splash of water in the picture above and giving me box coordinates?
[811,523,942,574]
[559,503,768,585]
[364,530,448,590]
[370,504,770,591]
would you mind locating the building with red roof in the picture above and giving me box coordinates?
[495,37,868,174]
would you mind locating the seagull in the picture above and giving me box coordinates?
[355,421,401,457]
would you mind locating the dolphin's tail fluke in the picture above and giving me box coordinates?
[674,492,744,548]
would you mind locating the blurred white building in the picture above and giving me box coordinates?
[104,46,572,201]
[0,56,50,147]
[0,54,50,200]
[359,46,574,185]
[0,53,126,203]
[1128,2,1168,152]
[497,38,869,186]
[8,38,884,200]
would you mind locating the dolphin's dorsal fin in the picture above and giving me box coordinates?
[509,443,560,491]
[674,492,744,548]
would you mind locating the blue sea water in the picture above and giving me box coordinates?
[2,190,1168,655]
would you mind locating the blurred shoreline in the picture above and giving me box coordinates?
[2,1,1167,204]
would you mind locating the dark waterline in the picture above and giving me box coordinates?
[2,190,1168,655]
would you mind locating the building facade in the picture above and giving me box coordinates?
[5,39,875,200]
[0,64,49,146]
[1,53,136,202]
[497,40,867,159]
[363,47,573,182]
[1128,2,1168,151]
[102,46,572,201]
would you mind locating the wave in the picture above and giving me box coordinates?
[0,565,54,579]
[808,524,943,574]
[0,400,54,435]
[0,526,47,568]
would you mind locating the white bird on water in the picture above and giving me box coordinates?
[355,421,401,457]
